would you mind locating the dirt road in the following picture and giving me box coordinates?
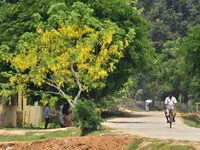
[103,111,200,141]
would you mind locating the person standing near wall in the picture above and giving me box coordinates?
[62,102,72,127]
[44,103,50,129]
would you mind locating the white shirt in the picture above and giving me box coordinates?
[164,96,177,109]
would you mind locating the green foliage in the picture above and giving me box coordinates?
[0,0,154,107]
[0,0,65,103]
[157,39,188,93]
[140,0,200,51]
[80,0,155,97]
[128,139,143,150]
[86,126,113,136]
[128,138,194,150]
[184,24,200,75]
[182,113,200,128]
[186,114,200,122]
[140,142,194,150]
[135,89,143,99]
[0,129,80,142]
[134,0,198,101]
[72,100,102,135]
[5,0,200,110]
[134,0,200,102]
[148,25,200,102]
[187,100,196,113]
[97,78,136,109]
[0,1,130,108]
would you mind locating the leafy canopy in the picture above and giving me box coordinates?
[184,25,200,75]
[1,2,130,106]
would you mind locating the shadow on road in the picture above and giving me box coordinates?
[127,114,152,118]
[107,121,149,124]
[102,111,152,118]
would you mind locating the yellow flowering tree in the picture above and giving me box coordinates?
[2,2,131,107]
[6,3,131,107]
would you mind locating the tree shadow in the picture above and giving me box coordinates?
[101,111,152,118]
[106,121,149,124]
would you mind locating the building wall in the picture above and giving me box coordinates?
[0,105,44,127]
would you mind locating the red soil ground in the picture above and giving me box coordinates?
[0,136,134,150]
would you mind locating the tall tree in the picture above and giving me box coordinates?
[0,0,64,102]
[135,0,200,102]
[139,0,200,51]
[0,2,132,107]
[0,0,155,102]
[78,0,155,97]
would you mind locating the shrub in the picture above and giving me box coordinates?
[72,100,102,135]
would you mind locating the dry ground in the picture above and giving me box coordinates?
[0,136,133,150]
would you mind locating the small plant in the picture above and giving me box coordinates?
[72,100,102,136]
[128,139,143,150]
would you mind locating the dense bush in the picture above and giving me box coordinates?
[72,100,102,135]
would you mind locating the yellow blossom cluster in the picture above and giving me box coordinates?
[11,23,129,90]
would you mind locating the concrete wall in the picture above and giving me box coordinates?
[135,100,145,109]
[0,105,44,127]
[154,101,164,110]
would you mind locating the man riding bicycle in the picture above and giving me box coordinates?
[164,93,177,123]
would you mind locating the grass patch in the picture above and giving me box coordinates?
[183,118,200,128]
[87,126,115,136]
[0,126,115,142]
[128,139,143,150]
[138,141,194,150]
[0,128,81,142]
[182,114,200,128]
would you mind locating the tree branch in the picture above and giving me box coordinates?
[33,90,61,96]
[71,64,83,104]
[44,78,74,107]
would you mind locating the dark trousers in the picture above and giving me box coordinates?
[45,117,49,129]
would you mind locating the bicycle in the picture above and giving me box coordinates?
[167,106,175,128]
[169,109,173,128]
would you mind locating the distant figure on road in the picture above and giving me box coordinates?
[164,93,177,123]
[145,99,152,112]
[44,103,50,129]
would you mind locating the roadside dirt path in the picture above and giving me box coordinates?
[103,111,200,141]
[0,127,70,135]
